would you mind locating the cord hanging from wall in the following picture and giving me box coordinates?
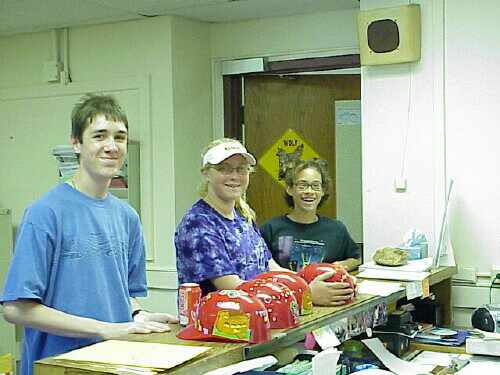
[42,28,72,84]
[394,64,413,193]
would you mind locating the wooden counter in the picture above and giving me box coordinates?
[34,331,246,375]
[356,265,457,326]
[34,266,456,375]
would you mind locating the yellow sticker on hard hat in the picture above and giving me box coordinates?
[213,310,250,341]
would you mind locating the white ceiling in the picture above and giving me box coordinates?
[0,0,360,36]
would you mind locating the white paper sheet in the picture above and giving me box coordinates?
[312,324,341,349]
[361,338,429,375]
[456,354,500,374]
[312,347,341,375]
[55,340,210,370]
[406,281,423,299]
[335,100,361,126]
[357,280,404,297]
[410,351,472,370]
[203,355,277,375]
[474,329,500,340]
[357,269,429,281]
[360,258,433,273]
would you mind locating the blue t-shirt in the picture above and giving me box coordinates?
[175,199,271,295]
[0,183,147,375]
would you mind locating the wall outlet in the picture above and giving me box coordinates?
[453,267,477,283]
[491,265,500,282]
[394,177,407,192]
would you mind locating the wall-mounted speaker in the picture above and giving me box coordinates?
[357,4,421,66]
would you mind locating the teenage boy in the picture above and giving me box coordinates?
[1,94,177,375]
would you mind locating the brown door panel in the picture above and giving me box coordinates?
[244,74,360,225]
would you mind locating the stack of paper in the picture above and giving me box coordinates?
[357,258,433,281]
[357,280,404,296]
[55,340,211,372]
[52,145,79,180]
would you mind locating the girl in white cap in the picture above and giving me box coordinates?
[175,138,288,296]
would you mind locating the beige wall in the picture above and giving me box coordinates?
[359,0,500,326]
[171,17,212,224]
[444,0,500,327]
[360,0,444,259]
[210,9,359,60]
[0,16,212,315]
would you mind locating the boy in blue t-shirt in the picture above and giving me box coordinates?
[0,94,177,375]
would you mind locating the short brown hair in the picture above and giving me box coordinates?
[71,94,128,143]
[283,158,331,208]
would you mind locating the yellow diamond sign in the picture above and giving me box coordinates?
[258,129,322,187]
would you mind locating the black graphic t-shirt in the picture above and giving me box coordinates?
[260,215,359,271]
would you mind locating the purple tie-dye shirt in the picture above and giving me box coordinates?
[175,199,271,295]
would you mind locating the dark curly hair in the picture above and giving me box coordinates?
[283,158,331,208]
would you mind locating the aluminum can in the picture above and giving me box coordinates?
[178,283,202,326]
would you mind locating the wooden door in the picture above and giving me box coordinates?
[244,74,360,225]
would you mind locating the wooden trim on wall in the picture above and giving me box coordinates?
[223,75,243,140]
[265,54,360,74]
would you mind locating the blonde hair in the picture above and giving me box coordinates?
[199,138,256,223]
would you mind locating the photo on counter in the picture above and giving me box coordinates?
[362,309,374,330]
[373,303,388,327]
[348,312,366,337]
[331,317,349,342]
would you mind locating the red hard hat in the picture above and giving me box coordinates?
[177,289,271,344]
[237,279,300,329]
[256,271,313,315]
[298,263,355,303]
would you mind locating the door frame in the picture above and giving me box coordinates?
[222,54,360,140]
[211,48,361,139]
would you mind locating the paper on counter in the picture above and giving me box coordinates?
[456,353,500,374]
[55,340,210,370]
[312,324,341,349]
[312,347,341,375]
[405,279,430,300]
[475,329,500,340]
[357,280,404,296]
[203,355,277,375]
[357,269,429,281]
[406,281,423,299]
[360,258,433,273]
[361,338,429,375]
[410,350,471,368]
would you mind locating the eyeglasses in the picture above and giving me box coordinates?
[212,163,253,176]
[294,181,323,191]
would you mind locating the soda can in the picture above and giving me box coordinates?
[178,283,202,326]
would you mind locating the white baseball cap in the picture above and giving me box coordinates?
[202,142,256,167]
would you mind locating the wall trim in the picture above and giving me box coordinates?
[146,269,178,290]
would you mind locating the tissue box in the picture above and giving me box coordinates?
[398,244,428,260]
